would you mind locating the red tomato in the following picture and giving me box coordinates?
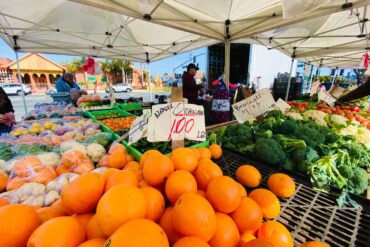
[321,109,332,114]
[335,110,345,116]
[352,106,360,112]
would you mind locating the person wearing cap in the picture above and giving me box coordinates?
[56,73,82,93]
[182,63,203,104]
[56,73,87,103]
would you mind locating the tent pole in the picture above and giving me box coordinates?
[148,63,153,102]
[224,41,230,89]
[14,50,27,114]
[285,58,295,101]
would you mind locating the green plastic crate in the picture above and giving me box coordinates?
[85,108,133,120]
[117,102,143,112]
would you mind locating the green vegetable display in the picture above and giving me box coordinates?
[14,143,51,156]
[85,132,113,147]
[209,109,369,206]
[0,142,14,161]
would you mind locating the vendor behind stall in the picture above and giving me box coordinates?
[182,63,203,104]
[56,73,87,103]
[0,86,15,134]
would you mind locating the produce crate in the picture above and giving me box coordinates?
[126,140,210,161]
[84,108,133,121]
[216,150,370,247]
[116,102,143,112]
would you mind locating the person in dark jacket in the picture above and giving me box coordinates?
[182,63,203,104]
[337,77,370,102]
[0,86,15,134]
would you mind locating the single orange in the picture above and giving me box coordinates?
[107,152,127,169]
[27,216,85,247]
[96,185,146,236]
[143,154,174,186]
[209,212,240,247]
[108,142,126,155]
[0,204,41,247]
[141,187,165,221]
[206,176,242,213]
[61,173,105,214]
[105,170,138,191]
[236,165,262,188]
[165,170,197,204]
[231,197,263,233]
[140,150,162,168]
[198,147,212,160]
[171,148,198,172]
[267,173,296,198]
[194,162,223,190]
[159,206,180,244]
[209,144,222,159]
[172,193,216,242]
[106,218,169,247]
[249,189,281,219]
[258,221,293,247]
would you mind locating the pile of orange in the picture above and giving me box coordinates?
[0,143,329,247]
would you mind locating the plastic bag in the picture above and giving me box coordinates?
[56,150,94,175]
[5,155,57,191]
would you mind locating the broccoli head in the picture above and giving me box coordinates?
[309,155,347,190]
[293,127,325,148]
[265,110,285,120]
[346,167,368,195]
[274,119,299,135]
[274,134,306,152]
[255,138,287,166]
[290,147,319,164]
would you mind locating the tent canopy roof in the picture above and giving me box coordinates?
[0,0,369,67]
[236,5,370,68]
[0,0,217,62]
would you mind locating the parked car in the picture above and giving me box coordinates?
[46,87,56,95]
[0,83,32,96]
[105,83,133,93]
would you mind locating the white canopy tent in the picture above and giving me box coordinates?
[0,0,217,62]
[238,5,370,68]
[1,0,370,107]
[0,1,368,78]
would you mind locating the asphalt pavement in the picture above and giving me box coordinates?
[9,91,170,120]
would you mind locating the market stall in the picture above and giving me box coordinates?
[0,1,369,247]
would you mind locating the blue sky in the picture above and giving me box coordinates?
[0,39,207,77]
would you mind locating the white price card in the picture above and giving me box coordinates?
[275,99,291,112]
[331,87,345,99]
[147,103,206,142]
[232,88,276,123]
[310,81,320,96]
[212,99,230,112]
[128,113,149,145]
[318,91,336,106]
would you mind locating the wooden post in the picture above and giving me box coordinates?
[171,84,184,150]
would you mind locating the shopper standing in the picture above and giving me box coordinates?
[182,63,203,104]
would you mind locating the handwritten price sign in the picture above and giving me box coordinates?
[128,113,149,145]
[232,88,276,123]
[147,103,206,142]
[318,91,336,106]
[275,99,291,112]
